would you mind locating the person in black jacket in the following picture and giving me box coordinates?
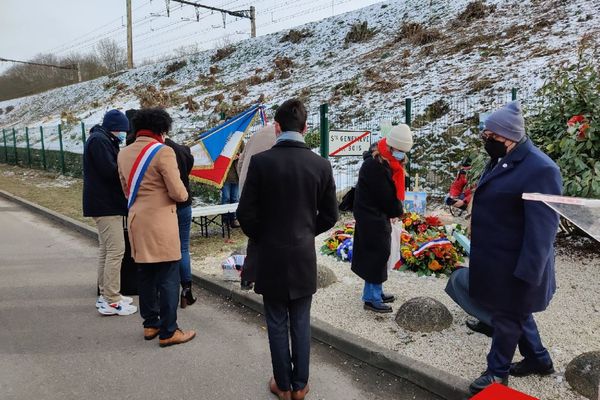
[237,99,338,400]
[351,125,413,314]
[164,137,197,308]
[83,109,137,316]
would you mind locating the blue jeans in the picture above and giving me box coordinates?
[138,261,180,339]
[362,281,384,305]
[445,268,493,326]
[221,182,239,223]
[263,295,312,392]
[177,205,192,284]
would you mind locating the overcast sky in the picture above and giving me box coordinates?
[0,0,384,73]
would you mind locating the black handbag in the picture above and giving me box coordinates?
[120,216,139,295]
[338,187,355,212]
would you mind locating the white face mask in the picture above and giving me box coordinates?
[392,150,405,161]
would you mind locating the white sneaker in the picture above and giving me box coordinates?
[97,295,133,308]
[98,301,138,316]
[96,296,107,309]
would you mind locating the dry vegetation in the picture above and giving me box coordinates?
[280,28,313,44]
[134,85,183,108]
[211,45,236,63]
[164,60,187,75]
[399,22,443,46]
[344,21,377,45]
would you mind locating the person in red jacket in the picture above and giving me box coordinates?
[446,157,474,211]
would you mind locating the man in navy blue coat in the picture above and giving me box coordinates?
[445,102,562,395]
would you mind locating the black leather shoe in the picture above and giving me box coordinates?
[510,359,555,377]
[469,372,508,395]
[466,319,494,337]
[240,280,253,290]
[363,302,393,313]
[381,293,395,303]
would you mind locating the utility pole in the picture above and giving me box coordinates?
[126,0,133,68]
[170,0,256,38]
[250,6,256,38]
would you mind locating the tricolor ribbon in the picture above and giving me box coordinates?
[127,141,164,209]
[259,106,268,126]
[413,238,452,257]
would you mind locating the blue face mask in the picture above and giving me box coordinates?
[117,132,126,144]
[392,150,405,161]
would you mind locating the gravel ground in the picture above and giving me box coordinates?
[192,224,600,400]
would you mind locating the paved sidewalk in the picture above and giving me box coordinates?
[0,197,439,400]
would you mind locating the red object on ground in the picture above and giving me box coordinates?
[448,171,473,204]
[470,383,539,400]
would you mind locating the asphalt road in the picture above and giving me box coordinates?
[0,197,440,400]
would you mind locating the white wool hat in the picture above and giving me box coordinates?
[387,124,413,152]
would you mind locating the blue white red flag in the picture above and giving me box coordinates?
[189,105,260,188]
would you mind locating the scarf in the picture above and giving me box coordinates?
[377,138,406,201]
[136,129,164,143]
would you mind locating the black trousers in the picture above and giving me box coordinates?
[137,261,180,340]
[263,295,312,392]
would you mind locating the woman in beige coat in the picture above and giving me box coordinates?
[117,108,196,347]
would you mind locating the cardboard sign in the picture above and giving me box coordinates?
[329,130,371,157]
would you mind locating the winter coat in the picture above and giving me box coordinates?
[117,136,188,263]
[82,125,127,217]
[469,138,562,314]
[351,153,403,284]
[224,141,245,185]
[238,125,277,192]
[237,140,338,301]
[449,171,473,203]
[165,138,194,209]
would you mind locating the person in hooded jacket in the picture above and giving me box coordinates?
[83,109,137,316]
[351,124,413,313]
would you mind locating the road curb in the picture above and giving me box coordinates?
[1,188,471,400]
[0,189,97,241]
[192,273,471,400]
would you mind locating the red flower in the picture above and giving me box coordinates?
[567,115,586,126]
[418,224,428,233]
[425,216,442,226]
[577,123,590,141]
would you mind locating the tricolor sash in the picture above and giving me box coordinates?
[127,141,164,209]
[412,238,453,257]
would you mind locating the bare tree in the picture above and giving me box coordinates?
[96,38,127,73]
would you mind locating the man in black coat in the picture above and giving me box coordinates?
[237,99,338,400]
[164,137,197,308]
[83,109,137,316]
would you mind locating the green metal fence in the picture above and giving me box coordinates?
[0,89,531,193]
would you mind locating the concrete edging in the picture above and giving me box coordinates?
[0,188,471,400]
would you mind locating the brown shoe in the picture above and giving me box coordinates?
[143,327,159,340]
[291,384,310,400]
[159,328,196,348]
[269,377,291,400]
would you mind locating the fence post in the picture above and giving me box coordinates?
[25,127,31,167]
[511,87,518,101]
[81,121,86,144]
[405,98,412,191]
[12,128,17,165]
[2,129,7,163]
[40,126,47,170]
[319,103,329,159]
[58,124,66,175]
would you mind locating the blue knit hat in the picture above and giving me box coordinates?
[484,101,525,142]
[101,109,129,132]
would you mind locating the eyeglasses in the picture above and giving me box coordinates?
[480,130,507,142]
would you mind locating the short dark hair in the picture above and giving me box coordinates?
[131,108,172,135]
[274,99,307,133]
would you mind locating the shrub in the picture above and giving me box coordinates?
[160,78,177,87]
[454,1,495,26]
[344,21,376,45]
[469,77,495,93]
[274,56,294,71]
[528,39,600,198]
[248,74,262,85]
[304,130,320,149]
[399,22,443,45]
[280,28,313,44]
[134,85,183,108]
[211,45,235,63]
[189,181,220,204]
[412,99,451,128]
[209,65,220,75]
[165,60,187,74]
[5,105,14,113]
[333,79,360,97]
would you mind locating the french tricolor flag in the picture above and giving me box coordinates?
[190,105,262,188]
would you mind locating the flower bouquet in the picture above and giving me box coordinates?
[320,223,355,261]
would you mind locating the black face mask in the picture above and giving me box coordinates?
[484,138,507,159]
